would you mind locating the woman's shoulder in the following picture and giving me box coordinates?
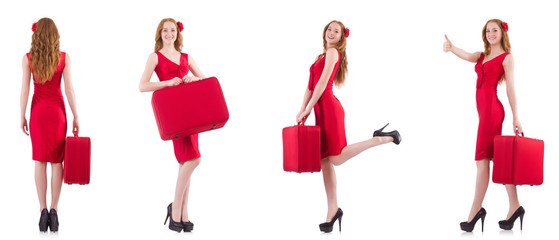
[325,48,339,61]
[22,53,30,66]
[326,48,338,55]
[143,52,159,67]
[61,52,69,66]
[503,52,514,65]
[149,52,159,60]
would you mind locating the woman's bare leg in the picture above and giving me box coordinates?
[35,161,48,211]
[321,158,338,221]
[50,163,63,211]
[328,136,393,166]
[504,184,520,219]
[467,159,490,221]
[172,158,200,222]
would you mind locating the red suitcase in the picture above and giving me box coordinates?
[64,134,91,185]
[283,122,321,173]
[493,132,544,185]
[152,77,229,141]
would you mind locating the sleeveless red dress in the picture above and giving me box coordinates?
[308,51,347,159]
[153,51,201,163]
[474,52,508,160]
[28,52,67,163]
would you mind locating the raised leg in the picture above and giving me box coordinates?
[328,136,393,166]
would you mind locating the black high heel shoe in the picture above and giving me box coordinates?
[373,123,401,145]
[38,208,49,232]
[460,208,486,232]
[48,209,59,232]
[182,221,194,232]
[499,206,525,230]
[164,203,184,233]
[319,208,343,233]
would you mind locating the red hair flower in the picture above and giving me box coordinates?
[502,22,508,32]
[177,21,184,32]
[345,28,350,38]
[32,22,37,32]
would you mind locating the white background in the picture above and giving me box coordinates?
[1,0,557,239]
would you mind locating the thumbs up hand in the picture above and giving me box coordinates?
[443,34,453,53]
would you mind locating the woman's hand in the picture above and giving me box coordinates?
[442,35,479,62]
[21,117,29,136]
[73,118,80,136]
[166,77,183,87]
[183,75,202,83]
[443,34,453,53]
[513,119,523,135]
[296,108,311,124]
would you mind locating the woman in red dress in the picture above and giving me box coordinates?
[20,18,80,232]
[139,18,205,233]
[296,20,401,233]
[444,19,524,232]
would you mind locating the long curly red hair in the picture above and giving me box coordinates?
[154,18,183,52]
[29,18,60,84]
[321,20,348,86]
[482,19,511,56]
[482,19,511,84]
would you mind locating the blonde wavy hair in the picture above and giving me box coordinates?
[29,18,60,84]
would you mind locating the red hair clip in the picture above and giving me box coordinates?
[502,22,509,32]
[32,22,37,32]
[177,21,184,32]
[345,28,350,38]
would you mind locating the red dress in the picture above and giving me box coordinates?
[474,52,508,160]
[153,51,201,162]
[308,52,347,159]
[29,52,67,163]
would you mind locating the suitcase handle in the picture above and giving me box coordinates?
[515,130,524,137]
[297,117,307,126]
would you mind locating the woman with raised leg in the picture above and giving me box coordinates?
[296,20,401,233]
